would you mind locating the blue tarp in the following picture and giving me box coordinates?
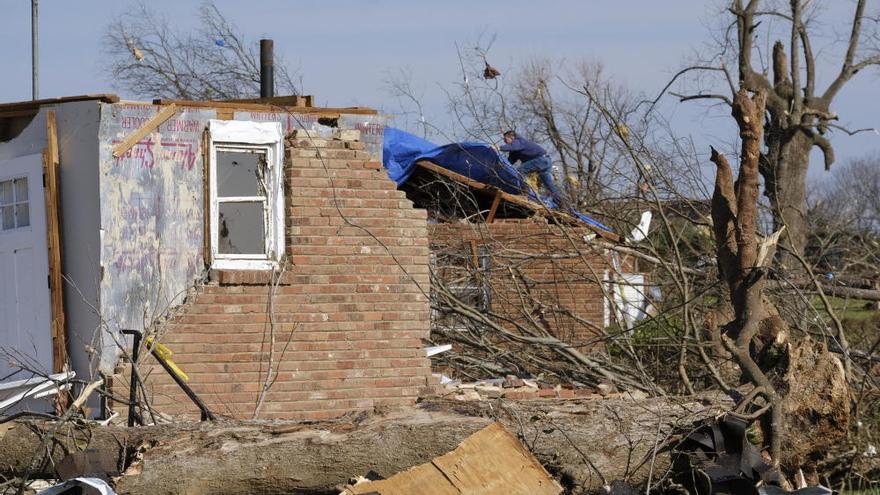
[381,127,613,232]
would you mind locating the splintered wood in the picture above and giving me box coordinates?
[342,423,562,495]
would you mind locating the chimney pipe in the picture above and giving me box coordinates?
[260,39,274,98]
[32,0,39,100]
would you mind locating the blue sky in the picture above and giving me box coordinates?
[1,1,877,179]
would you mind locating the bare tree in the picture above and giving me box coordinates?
[813,153,880,237]
[664,0,880,265]
[709,88,851,478]
[104,1,301,100]
[805,153,880,302]
[384,34,880,485]
[510,60,640,206]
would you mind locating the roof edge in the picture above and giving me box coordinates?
[0,94,120,113]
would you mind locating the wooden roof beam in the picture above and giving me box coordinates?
[152,98,378,116]
[414,160,619,242]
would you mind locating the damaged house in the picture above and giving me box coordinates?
[381,129,652,376]
[0,94,431,420]
[0,92,649,421]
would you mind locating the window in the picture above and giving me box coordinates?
[208,120,284,269]
[431,244,491,332]
[0,177,29,231]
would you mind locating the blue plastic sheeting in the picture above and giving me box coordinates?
[382,127,613,232]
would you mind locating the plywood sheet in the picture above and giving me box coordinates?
[344,423,562,495]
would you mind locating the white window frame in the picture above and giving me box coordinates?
[208,119,284,270]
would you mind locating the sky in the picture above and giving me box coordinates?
[0,0,878,182]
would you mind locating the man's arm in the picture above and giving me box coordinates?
[498,139,525,153]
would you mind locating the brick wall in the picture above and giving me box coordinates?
[131,128,432,420]
[429,218,608,345]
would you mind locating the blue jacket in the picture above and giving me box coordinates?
[499,136,546,164]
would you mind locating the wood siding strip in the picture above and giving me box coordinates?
[152,98,377,116]
[43,110,67,375]
[112,104,179,158]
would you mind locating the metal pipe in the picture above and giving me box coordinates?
[31,0,39,100]
[122,329,143,427]
[149,345,216,421]
[121,329,215,423]
[260,39,274,98]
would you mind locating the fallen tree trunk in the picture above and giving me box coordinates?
[0,393,731,494]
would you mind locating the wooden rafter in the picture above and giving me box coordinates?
[219,95,314,107]
[415,160,620,242]
[486,190,503,224]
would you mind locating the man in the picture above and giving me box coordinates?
[496,130,563,204]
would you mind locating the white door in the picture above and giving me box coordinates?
[0,153,52,382]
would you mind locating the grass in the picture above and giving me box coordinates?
[812,296,877,322]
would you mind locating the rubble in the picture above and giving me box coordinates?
[438,375,650,401]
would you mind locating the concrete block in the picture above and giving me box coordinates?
[335,129,361,142]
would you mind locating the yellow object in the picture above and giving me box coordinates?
[524,171,541,192]
[145,336,189,382]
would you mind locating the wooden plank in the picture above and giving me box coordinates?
[486,189,503,223]
[152,98,378,115]
[416,160,491,192]
[415,160,620,242]
[344,423,562,495]
[0,94,119,113]
[112,104,178,158]
[202,130,211,267]
[43,110,67,376]
[220,95,314,107]
[215,108,235,120]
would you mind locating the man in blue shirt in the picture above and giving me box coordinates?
[497,130,563,205]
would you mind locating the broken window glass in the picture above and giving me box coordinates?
[217,150,267,197]
[218,202,266,255]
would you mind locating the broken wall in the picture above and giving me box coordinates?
[429,219,609,345]
[233,111,386,161]
[94,107,388,374]
[96,103,215,373]
[134,130,433,420]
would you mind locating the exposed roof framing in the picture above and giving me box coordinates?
[0,94,377,120]
[219,95,314,107]
[153,98,378,117]
[415,160,620,242]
